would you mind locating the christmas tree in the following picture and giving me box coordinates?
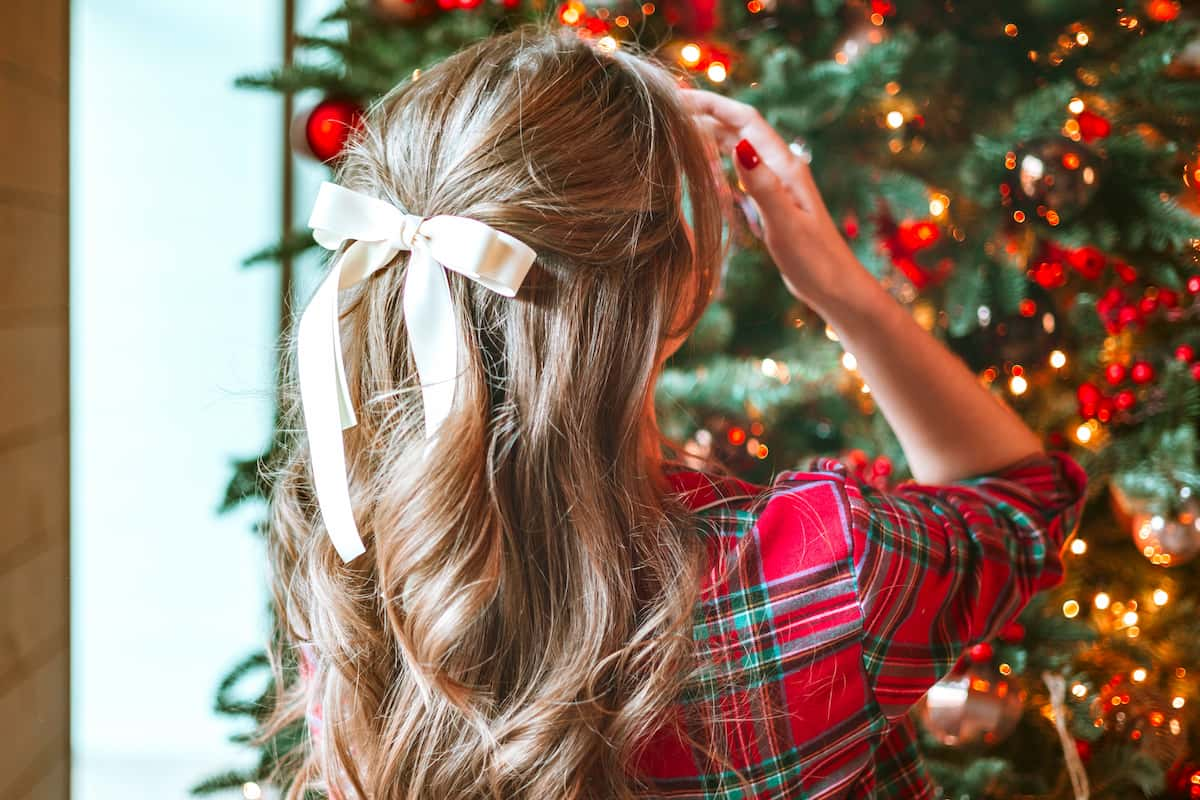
[198,1,1200,797]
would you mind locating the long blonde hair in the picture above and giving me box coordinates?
[258,20,742,798]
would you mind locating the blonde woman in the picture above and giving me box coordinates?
[257,20,1087,800]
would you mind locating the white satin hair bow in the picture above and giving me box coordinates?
[297,181,538,563]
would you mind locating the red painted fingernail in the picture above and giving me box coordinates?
[735,138,760,170]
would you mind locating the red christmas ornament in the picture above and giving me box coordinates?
[1097,396,1114,423]
[1115,389,1136,411]
[1176,344,1196,363]
[298,97,364,163]
[1130,361,1156,384]
[1187,274,1200,294]
[998,622,1025,643]
[667,0,719,35]
[870,0,896,16]
[1075,738,1092,763]
[1018,298,1037,317]
[1105,363,1127,385]
[968,642,994,663]
[1192,361,1200,381]
[1160,288,1180,309]
[1067,245,1106,280]
[1139,295,1160,315]
[1076,110,1112,143]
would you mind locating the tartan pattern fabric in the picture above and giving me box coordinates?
[299,451,1087,799]
[630,450,1087,799]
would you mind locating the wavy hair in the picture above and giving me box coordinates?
[256,20,747,799]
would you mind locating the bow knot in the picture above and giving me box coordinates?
[394,212,428,250]
[297,181,537,563]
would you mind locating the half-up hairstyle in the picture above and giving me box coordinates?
[256,18,744,799]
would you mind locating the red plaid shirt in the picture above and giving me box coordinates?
[299,451,1087,799]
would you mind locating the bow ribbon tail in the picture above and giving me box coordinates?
[297,242,373,564]
[402,244,461,442]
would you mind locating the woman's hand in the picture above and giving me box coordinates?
[679,86,1046,485]
[679,87,868,312]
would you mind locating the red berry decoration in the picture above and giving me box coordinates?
[1075,738,1092,764]
[968,642,994,663]
[1139,295,1159,315]
[1033,259,1066,289]
[998,622,1025,643]
[1077,382,1103,405]
[1130,361,1155,384]
[1176,344,1196,363]
[1067,246,1106,279]
[1115,389,1136,411]
[1187,274,1200,295]
[1097,287,1125,312]
[1117,305,1142,330]
[1097,396,1114,423]
[1192,362,1200,382]
[1105,363,1127,385]
[1113,261,1138,284]
[1159,288,1180,309]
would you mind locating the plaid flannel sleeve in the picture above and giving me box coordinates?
[809,451,1088,723]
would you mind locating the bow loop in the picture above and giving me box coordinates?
[297,181,537,563]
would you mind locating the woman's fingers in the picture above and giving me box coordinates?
[729,140,802,237]
[680,88,817,213]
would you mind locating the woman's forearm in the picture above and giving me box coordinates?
[808,268,1045,485]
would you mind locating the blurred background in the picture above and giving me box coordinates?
[4,0,1200,798]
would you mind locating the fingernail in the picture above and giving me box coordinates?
[735,138,760,170]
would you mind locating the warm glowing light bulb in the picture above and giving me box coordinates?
[1154,589,1169,606]
[1049,350,1067,368]
[1123,610,1139,626]
[243,783,263,800]
[1063,600,1080,618]
[761,358,778,377]
[1070,538,1088,555]
[1076,424,1093,444]
[680,43,702,65]
[842,352,858,370]
[597,35,618,52]
[1071,683,1088,698]
[1009,375,1028,395]
[1094,592,1111,610]
[706,62,728,82]
[886,110,905,129]
[1068,97,1085,114]
[1133,668,1148,683]
[1173,696,1186,709]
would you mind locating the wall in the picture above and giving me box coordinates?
[70,1,284,797]
[0,0,71,798]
